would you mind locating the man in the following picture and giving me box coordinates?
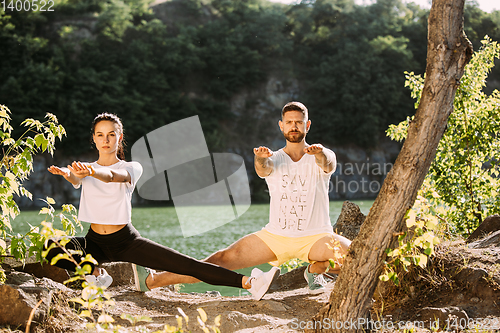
[143,101,351,293]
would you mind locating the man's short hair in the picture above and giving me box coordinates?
[282,101,308,119]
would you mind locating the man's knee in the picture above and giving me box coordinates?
[205,248,239,268]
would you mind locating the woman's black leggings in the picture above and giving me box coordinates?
[44,224,243,288]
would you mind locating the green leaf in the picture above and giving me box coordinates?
[51,253,69,265]
[34,134,44,148]
[80,310,92,318]
[39,207,51,215]
[379,274,390,282]
[65,275,83,284]
[69,298,87,306]
[2,138,14,146]
[98,314,114,323]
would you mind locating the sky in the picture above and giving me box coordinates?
[268,0,499,13]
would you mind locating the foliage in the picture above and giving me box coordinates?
[38,202,117,330]
[160,307,221,333]
[0,106,65,282]
[387,37,500,236]
[280,258,307,272]
[288,0,420,147]
[1,0,500,209]
[1,0,499,155]
[379,186,442,285]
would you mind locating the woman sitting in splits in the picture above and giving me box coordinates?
[45,112,279,300]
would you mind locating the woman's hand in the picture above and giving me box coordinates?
[47,165,71,178]
[68,161,94,179]
[48,164,82,186]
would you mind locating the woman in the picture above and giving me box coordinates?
[46,113,279,300]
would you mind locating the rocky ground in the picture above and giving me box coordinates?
[0,263,334,333]
[1,204,499,332]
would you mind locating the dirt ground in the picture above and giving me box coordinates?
[2,235,500,332]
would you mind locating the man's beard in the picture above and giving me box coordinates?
[284,130,305,143]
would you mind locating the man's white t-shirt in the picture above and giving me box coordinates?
[262,149,336,237]
[73,160,143,225]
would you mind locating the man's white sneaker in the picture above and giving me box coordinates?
[85,268,113,288]
[248,266,280,300]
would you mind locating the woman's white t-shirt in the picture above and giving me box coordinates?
[262,149,335,237]
[73,160,143,225]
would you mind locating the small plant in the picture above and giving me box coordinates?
[0,106,66,283]
[326,237,345,272]
[379,185,442,285]
[154,307,221,333]
[120,313,153,327]
[280,258,307,272]
[37,200,116,331]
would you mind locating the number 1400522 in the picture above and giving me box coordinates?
[2,0,54,11]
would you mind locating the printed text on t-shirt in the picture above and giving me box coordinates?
[279,173,308,231]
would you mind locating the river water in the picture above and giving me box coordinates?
[14,200,373,295]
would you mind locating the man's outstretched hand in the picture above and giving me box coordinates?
[254,146,273,158]
[304,144,324,155]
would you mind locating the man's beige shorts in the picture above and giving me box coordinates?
[254,229,333,266]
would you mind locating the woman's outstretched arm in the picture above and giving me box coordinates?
[68,161,131,184]
[47,165,82,186]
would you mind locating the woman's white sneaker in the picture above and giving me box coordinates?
[85,268,113,288]
[248,267,280,300]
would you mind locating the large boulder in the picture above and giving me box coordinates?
[466,215,500,243]
[3,254,148,288]
[417,306,469,329]
[332,200,366,240]
[269,266,307,292]
[0,271,73,329]
[102,262,135,287]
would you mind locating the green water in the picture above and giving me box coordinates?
[12,200,373,296]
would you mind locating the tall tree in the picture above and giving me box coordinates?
[308,0,473,331]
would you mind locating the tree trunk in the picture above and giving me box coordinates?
[308,0,473,332]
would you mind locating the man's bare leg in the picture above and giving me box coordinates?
[307,233,351,275]
[147,234,278,289]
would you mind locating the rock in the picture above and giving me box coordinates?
[5,270,36,286]
[20,262,69,285]
[5,255,176,292]
[269,266,307,292]
[0,271,72,329]
[102,262,135,287]
[468,229,500,249]
[262,300,289,312]
[101,262,175,291]
[332,201,366,240]
[467,215,500,243]
[417,306,469,329]
[2,255,69,284]
[455,267,489,294]
[220,311,281,332]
